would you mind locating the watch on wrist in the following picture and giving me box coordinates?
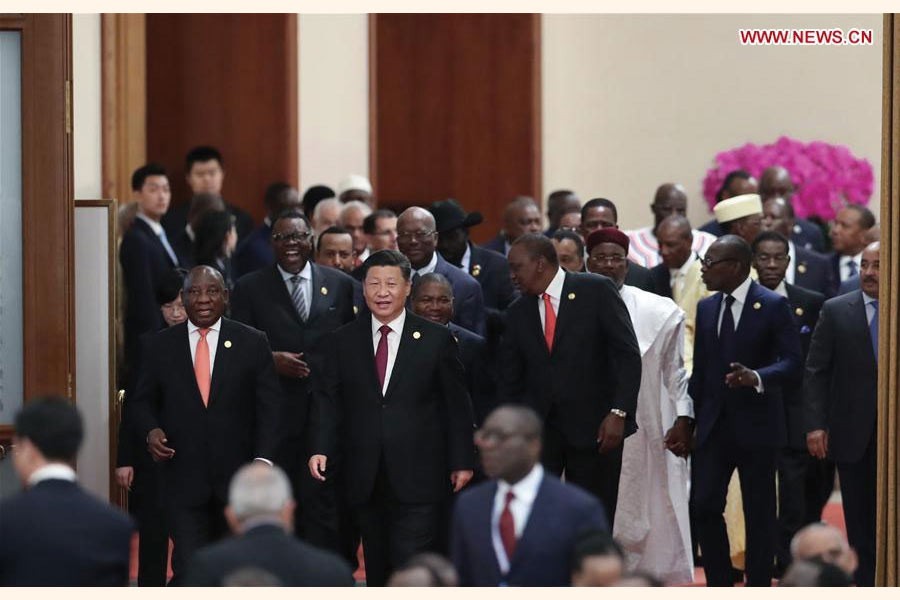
[610,409,627,418]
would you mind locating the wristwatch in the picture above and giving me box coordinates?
[610,409,627,418]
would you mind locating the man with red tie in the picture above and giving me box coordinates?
[130,265,284,585]
[308,249,475,586]
[498,234,641,522]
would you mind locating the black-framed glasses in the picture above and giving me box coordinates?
[700,256,737,269]
[397,230,436,243]
[272,231,312,243]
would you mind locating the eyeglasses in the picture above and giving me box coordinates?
[272,231,312,243]
[588,254,626,265]
[397,230,436,243]
[700,256,737,269]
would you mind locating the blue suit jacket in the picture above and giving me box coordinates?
[232,223,274,278]
[689,280,801,449]
[451,473,608,586]
[793,245,834,298]
[434,253,487,336]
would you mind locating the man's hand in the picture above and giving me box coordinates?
[147,428,175,461]
[273,351,311,379]
[451,470,474,492]
[664,417,694,458]
[725,363,759,389]
[807,429,829,459]
[308,454,328,481]
[597,412,625,454]
[115,466,134,490]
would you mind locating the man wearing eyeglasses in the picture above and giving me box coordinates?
[690,235,801,586]
[230,210,357,560]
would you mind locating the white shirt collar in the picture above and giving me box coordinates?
[185,223,195,241]
[414,252,439,276]
[28,463,77,486]
[277,260,312,282]
[774,280,788,298]
[543,267,566,299]
[188,317,222,334]
[460,243,473,272]
[670,252,698,278]
[372,309,407,336]
[497,463,544,503]
[862,291,877,305]
[840,252,863,268]
[728,275,754,304]
[136,211,164,235]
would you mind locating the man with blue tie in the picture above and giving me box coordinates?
[828,205,876,295]
[120,163,180,387]
[804,241,880,586]
[689,235,801,586]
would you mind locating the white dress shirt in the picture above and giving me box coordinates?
[839,252,863,282]
[538,267,566,330]
[785,240,797,285]
[459,243,472,273]
[716,276,764,393]
[277,261,313,314]
[773,280,789,298]
[491,464,544,573]
[412,252,439,278]
[28,463,77,487]
[372,310,407,395]
[188,317,222,368]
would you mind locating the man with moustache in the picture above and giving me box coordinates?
[308,250,475,586]
[804,241,880,586]
[130,265,284,584]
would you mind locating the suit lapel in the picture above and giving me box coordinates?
[735,281,762,336]
[550,274,575,351]
[526,295,550,359]
[383,313,415,400]
[508,475,550,575]
[306,264,326,323]
[846,292,875,362]
[267,265,304,326]
[136,218,177,267]
[354,317,382,395]
[208,319,234,406]
[475,482,503,581]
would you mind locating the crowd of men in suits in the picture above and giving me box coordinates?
[2,146,880,587]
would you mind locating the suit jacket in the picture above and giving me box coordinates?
[0,479,134,586]
[480,234,508,256]
[783,283,825,449]
[184,523,354,586]
[689,280,801,449]
[792,218,826,253]
[232,223,274,278]
[451,473,609,586]
[230,263,356,463]
[130,318,284,507]
[793,245,834,298]
[804,290,877,463]
[312,311,475,506]
[466,244,518,312]
[826,252,854,298]
[162,199,255,245]
[649,263,672,298]
[119,217,178,380]
[624,259,654,293]
[449,322,497,427]
[433,253,487,336]
[498,271,642,447]
[838,274,860,295]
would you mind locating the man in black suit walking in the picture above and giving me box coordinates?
[130,265,284,584]
[805,241,880,586]
[308,250,475,586]
[761,197,834,297]
[185,463,354,586]
[580,198,655,292]
[690,235,801,586]
[0,397,134,586]
[751,230,832,575]
[230,210,357,554]
[498,233,641,521]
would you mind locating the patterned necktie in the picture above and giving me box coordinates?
[847,259,858,279]
[542,293,556,352]
[500,490,517,561]
[194,328,211,407]
[290,274,308,321]
[870,300,879,362]
[375,324,391,392]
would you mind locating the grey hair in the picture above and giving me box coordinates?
[313,197,343,221]
[228,463,293,521]
[340,199,372,219]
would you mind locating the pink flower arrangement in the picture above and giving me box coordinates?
[702,136,874,220]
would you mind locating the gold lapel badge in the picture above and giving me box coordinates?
[224,340,232,348]
[413,331,421,340]
[321,286,328,295]
[795,307,804,317]
[753,302,762,310]
[471,264,482,277]
[568,292,576,300]
[797,264,807,274]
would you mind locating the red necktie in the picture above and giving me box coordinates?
[375,324,391,391]
[542,292,556,352]
[500,490,517,560]
[194,328,211,406]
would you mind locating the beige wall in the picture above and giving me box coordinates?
[73,13,102,199]
[298,14,369,194]
[542,14,883,230]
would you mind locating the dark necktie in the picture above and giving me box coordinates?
[499,490,517,561]
[719,294,736,361]
[847,259,858,279]
[375,324,391,391]
[870,300,879,362]
[412,271,421,288]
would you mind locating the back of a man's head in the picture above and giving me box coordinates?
[14,396,83,464]
[225,463,295,534]
[570,529,624,587]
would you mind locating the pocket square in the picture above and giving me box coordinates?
[800,325,811,334]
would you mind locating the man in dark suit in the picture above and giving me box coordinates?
[580,198,654,292]
[230,210,357,556]
[828,204,876,295]
[130,265,284,584]
[762,197,834,297]
[120,163,180,386]
[689,235,801,586]
[451,405,608,586]
[232,182,302,278]
[758,166,826,253]
[308,250,475,586]
[700,169,759,236]
[543,189,581,238]
[498,233,641,520]
[804,241,880,586]
[185,463,354,586]
[397,206,487,335]
[482,196,543,255]
[0,397,134,586]
[751,231,832,575]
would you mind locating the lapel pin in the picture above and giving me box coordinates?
[413,331,421,340]
[471,264,482,277]
[568,292,576,300]
[797,264,807,274]
[224,340,232,348]
[795,307,804,317]
[753,302,761,310]
[321,286,328,295]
